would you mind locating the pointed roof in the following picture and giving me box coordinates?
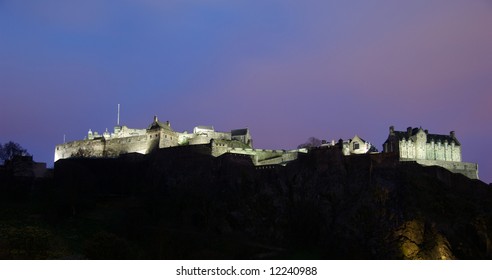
[147,116,173,131]
[352,134,369,143]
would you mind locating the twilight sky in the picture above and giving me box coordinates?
[1,1,491,183]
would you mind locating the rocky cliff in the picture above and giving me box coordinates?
[2,146,491,259]
[48,146,492,259]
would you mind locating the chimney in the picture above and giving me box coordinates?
[407,127,412,136]
[153,115,158,122]
[338,138,344,148]
[450,131,455,138]
[389,126,395,134]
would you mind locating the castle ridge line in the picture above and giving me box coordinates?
[54,117,479,179]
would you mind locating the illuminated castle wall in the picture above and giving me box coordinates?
[54,116,303,166]
[383,126,478,179]
[54,119,479,179]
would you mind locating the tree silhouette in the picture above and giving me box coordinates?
[297,137,322,149]
[0,141,30,161]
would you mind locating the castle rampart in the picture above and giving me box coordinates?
[55,115,306,167]
[54,118,479,178]
[400,159,478,179]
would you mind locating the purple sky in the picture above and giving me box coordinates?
[1,1,491,183]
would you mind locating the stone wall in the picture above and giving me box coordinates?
[177,131,194,145]
[188,135,213,145]
[105,135,156,156]
[211,140,230,157]
[55,139,106,162]
[185,132,231,145]
[54,117,254,163]
[55,133,159,162]
[401,158,478,180]
[223,148,303,166]
[158,129,178,148]
[399,139,461,162]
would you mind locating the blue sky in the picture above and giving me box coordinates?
[1,0,491,182]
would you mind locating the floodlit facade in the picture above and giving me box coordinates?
[383,126,478,179]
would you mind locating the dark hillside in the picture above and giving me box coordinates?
[2,146,491,259]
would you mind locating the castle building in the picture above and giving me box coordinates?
[231,129,252,147]
[56,117,478,176]
[322,135,378,155]
[54,116,303,166]
[55,116,251,162]
[344,135,377,155]
[383,126,478,179]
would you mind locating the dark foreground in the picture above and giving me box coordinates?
[1,146,491,259]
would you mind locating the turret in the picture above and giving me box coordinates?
[103,128,110,139]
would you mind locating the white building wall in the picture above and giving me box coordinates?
[452,145,461,162]
[400,140,408,159]
[400,139,462,163]
[349,135,370,154]
[426,142,435,160]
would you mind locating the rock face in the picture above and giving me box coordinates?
[52,146,492,259]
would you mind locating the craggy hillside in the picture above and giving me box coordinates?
[2,146,491,259]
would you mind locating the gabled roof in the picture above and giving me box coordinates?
[147,116,173,131]
[352,135,369,144]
